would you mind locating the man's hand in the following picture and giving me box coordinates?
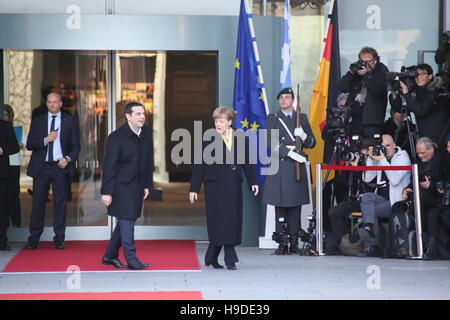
[102,195,112,206]
[420,175,431,189]
[189,192,198,204]
[399,81,409,94]
[57,157,68,169]
[44,130,58,144]
[356,66,369,76]
[287,151,307,163]
[294,127,307,142]
[402,188,413,200]
[144,188,150,200]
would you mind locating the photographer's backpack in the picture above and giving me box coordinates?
[389,205,417,258]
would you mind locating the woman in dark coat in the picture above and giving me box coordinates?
[189,106,259,270]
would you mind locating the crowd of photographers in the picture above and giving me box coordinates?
[321,33,450,260]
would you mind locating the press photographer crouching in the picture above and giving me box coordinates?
[325,137,376,255]
[358,134,411,257]
[338,47,389,138]
[389,64,450,146]
[398,137,450,260]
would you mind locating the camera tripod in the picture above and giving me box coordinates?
[396,107,419,164]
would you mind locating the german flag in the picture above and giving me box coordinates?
[306,0,340,185]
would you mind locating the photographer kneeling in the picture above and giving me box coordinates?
[358,134,411,257]
[400,137,447,260]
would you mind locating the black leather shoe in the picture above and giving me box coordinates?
[102,257,128,269]
[25,242,38,250]
[205,261,224,269]
[54,242,65,250]
[226,263,237,270]
[0,244,11,251]
[128,259,149,270]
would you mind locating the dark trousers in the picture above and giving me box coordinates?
[328,199,361,247]
[29,163,69,243]
[362,125,382,139]
[275,206,302,237]
[427,208,450,239]
[205,243,238,266]
[0,178,8,245]
[104,218,137,264]
[6,166,21,226]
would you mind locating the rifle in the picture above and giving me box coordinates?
[295,84,302,181]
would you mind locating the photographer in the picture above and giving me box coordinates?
[393,64,450,145]
[326,137,375,255]
[358,134,411,257]
[402,137,446,259]
[338,47,389,138]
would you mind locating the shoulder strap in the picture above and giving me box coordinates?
[276,116,295,142]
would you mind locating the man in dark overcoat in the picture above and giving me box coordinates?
[262,87,316,254]
[25,92,80,250]
[0,117,20,250]
[101,102,153,270]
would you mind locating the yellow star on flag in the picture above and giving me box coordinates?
[250,121,260,131]
[235,59,240,69]
[240,118,249,128]
[258,91,264,100]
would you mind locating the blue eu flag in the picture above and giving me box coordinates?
[232,0,268,187]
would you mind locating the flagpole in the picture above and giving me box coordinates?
[244,0,270,115]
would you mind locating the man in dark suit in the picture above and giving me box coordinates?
[0,117,20,250]
[101,102,153,270]
[26,92,80,250]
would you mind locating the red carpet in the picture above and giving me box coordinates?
[0,291,203,300]
[2,240,200,273]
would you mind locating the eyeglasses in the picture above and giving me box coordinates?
[360,58,375,63]
[416,72,429,77]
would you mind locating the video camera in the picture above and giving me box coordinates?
[328,105,351,130]
[386,66,418,94]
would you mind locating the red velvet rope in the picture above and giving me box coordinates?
[321,165,412,171]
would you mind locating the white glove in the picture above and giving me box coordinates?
[288,151,307,163]
[294,127,307,141]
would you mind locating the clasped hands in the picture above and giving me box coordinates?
[189,185,259,204]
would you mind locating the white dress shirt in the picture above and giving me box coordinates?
[45,112,63,161]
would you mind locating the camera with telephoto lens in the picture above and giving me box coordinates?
[350,60,366,74]
[372,134,386,156]
[436,181,450,207]
[392,192,414,214]
[272,217,290,247]
[386,66,418,94]
[342,135,364,163]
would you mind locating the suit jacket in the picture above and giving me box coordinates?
[101,123,153,219]
[26,112,80,178]
[0,119,20,179]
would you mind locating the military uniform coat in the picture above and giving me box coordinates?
[262,111,315,207]
[189,134,257,246]
[101,123,153,220]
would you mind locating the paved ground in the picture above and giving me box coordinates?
[0,242,449,300]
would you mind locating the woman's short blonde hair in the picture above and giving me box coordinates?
[212,106,236,121]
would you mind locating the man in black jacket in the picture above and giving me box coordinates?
[25,92,80,250]
[338,47,389,138]
[101,102,153,270]
[0,118,20,250]
[394,64,450,145]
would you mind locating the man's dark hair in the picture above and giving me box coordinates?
[360,137,377,150]
[416,63,434,76]
[124,101,144,115]
[359,46,380,62]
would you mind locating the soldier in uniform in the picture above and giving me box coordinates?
[262,87,316,254]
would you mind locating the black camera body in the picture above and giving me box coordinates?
[387,65,418,94]
[372,134,387,156]
[436,181,450,207]
[342,135,364,163]
[392,193,414,213]
[329,105,351,130]
[350,60,366,74]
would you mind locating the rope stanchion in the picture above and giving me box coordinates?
[314,163,423,259]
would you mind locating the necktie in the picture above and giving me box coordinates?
[287,115,291,120]
[48,115,56,162]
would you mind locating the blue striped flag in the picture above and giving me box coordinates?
[280,0,292,89]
